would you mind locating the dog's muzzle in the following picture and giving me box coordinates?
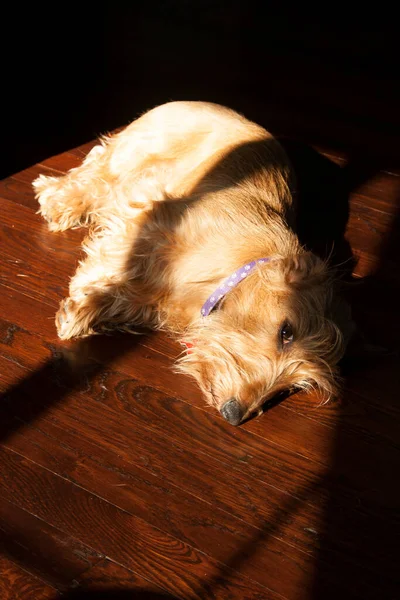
[220,398,243,426]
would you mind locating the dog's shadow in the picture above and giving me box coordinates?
[0,333,143,444]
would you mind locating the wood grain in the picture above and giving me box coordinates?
[0,348,398,598]
[0,446,282,600]
[70,558,179,598]
[0,496,102,590]
[0,555,58,600]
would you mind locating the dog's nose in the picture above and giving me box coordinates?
[220,398,243,426]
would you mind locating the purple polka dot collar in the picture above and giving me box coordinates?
[201,258,271,317]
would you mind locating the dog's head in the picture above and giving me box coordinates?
[177,252,353,425]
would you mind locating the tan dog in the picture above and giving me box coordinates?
[33,101,350,425]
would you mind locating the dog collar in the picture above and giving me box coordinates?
[201,258,271,317]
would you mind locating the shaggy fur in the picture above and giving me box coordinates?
[33,101,351,425]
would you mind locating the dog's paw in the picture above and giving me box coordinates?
[33,175,64,230]
[56,297,91,339]
[33,174,84,232]
[56,297,77,339]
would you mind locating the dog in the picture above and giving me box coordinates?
[33,101,352,425]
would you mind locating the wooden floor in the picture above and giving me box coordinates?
[1,126,400,599]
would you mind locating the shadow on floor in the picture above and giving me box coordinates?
[0,333,143,444]
[311,174,400,598]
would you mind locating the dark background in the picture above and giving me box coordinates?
[2,3,399,178]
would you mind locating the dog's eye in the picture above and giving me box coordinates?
[280,322,294,347]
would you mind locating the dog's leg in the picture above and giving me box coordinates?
[56,284,145,340]
[55,222,155,339]
[33,144,110,231]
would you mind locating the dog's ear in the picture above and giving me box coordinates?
[282,254,357,350]
[282,252,328,288]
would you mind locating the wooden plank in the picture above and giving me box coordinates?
[1,350,398,598]
[0,555,58,600]
[0,355,327,598]
[0,496,102,590]
[0,197,82,306]
[4,383,399,587]
[70,558,178,598]
[0,445,283,600]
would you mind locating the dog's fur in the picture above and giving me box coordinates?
[33,101,351,425]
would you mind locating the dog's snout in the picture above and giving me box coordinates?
[220,398,243,426]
